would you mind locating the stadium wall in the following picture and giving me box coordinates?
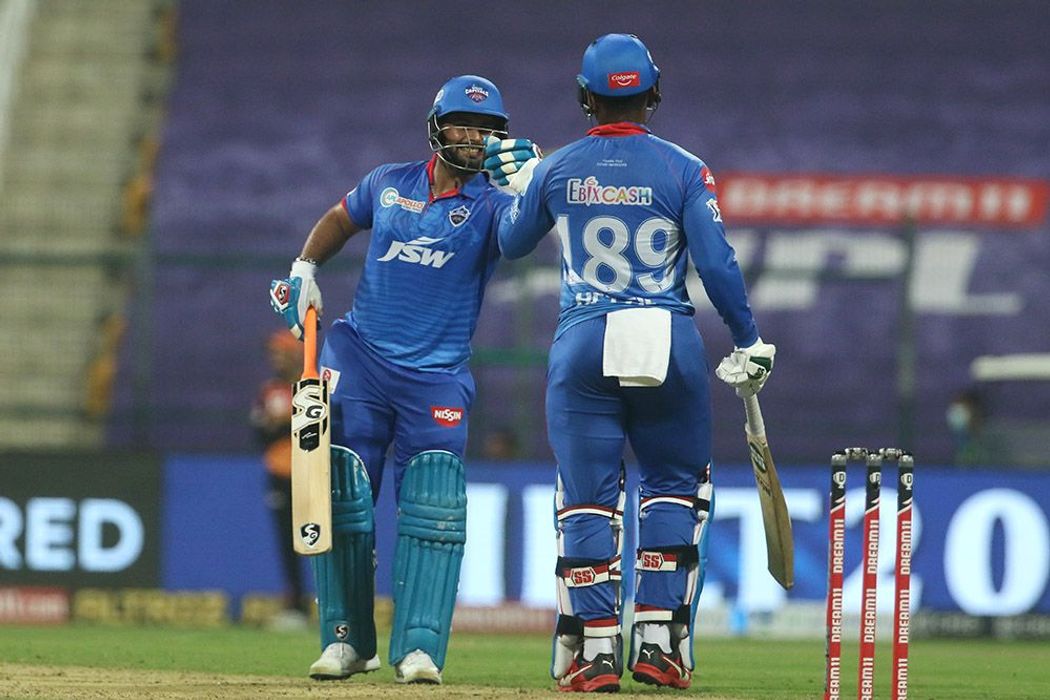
[2,453,1048,633]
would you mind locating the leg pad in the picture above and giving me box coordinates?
[389,451,467,670]
[312,447,376,656]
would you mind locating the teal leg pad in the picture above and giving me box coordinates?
[312,446,377,656]
[389,451,467,669]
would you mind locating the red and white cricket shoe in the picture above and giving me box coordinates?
[556,652,620,693]
[631,642,691,689]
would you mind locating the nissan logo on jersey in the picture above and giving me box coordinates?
[431,406,464,427]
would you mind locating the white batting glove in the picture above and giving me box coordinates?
[269,258,323,340]
[484,136,542,194]
[715,337,776,397]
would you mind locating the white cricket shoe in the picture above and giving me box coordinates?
[395,649,442,684]
[309,642,380,680]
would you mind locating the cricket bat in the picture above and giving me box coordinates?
[741,391,794,589]
[290,307,332,555]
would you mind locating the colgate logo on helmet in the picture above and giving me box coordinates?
[431,406,464,427]
[465,85,489,103]
[607,71,641,89]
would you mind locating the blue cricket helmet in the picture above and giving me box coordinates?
[577,33,660,97]
[427,75,509,173]
[428,75,509,123]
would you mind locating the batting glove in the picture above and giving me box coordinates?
[715,337,776,397]
[269,258,322,340]
[484,136,542,194]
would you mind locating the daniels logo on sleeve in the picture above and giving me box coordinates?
[607,71,641,89]
[431,406,464,427]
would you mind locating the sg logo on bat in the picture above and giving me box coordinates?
[300,522,323,548]
[292,380,329,451]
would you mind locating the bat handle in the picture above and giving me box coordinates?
[743,391,766,439]
[303,307,319,379]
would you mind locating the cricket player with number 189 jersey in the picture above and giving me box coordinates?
[485,34,777,693]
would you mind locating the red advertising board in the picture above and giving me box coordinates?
[719,173,1050,227]
[0,587,69,624]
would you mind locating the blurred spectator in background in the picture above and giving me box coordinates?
[946,388,1006,467]
[250,330,309,630]
[481,425,520,461]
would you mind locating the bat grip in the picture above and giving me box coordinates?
[303,307,319,379]
[743,391,766,439]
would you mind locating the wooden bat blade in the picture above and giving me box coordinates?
[746,431,794,589]
[291,375,332,555]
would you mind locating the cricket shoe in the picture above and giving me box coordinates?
[631,642,691,689]
[557,652,620,693]
[395,649,442,684]
[308,642,380,680]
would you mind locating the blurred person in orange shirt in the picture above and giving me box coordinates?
[251,330,310,629]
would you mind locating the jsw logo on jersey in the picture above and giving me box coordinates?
[567,176,653,206]
[377,236,455,268]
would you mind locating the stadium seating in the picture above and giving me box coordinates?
[0,0,171,447]
[13,1,1045,463]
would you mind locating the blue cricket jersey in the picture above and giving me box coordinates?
[499,123,757,347]
[342,156,510,371]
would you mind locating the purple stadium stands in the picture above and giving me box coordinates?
[111,1,1050,465]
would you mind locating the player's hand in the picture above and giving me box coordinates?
[269,259,323,340]
[715,337,776,397]
[484,136,542,194]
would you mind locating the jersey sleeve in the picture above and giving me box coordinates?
[497,158,555,259]
[342,166,385,230]
[682,162,759,347]
[487,192,513,263]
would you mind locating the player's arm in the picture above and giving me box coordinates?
[683,185,757,347]
[269,203,362,339]
[494,159,554,259]
[270,169,378,339]
[684,168,776,394]
[483,137,552,259]
[299,202,362,263]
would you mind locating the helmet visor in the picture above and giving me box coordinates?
[429,112,508,173]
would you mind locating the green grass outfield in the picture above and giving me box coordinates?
[0,624,1047,698]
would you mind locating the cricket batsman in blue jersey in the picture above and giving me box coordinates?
[485,35,776,692]
[269,75,537,685]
